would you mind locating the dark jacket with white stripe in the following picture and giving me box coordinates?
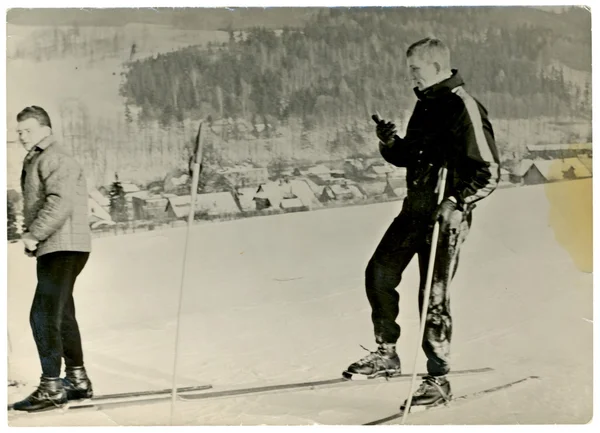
[380,69,500,215]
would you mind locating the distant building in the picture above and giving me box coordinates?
[88,194,113,228]
[254,182,281,211]
[132,194,171,221]
[89,188,110,208]
[279,197,308,212]
[578,154,593,174]
[320,183,366,202]
[234,187,259,212]
[526,143,592,160]
[253,179,320,211]
[359,181,387,199]
[343,159,365,178]
[165,192,241,220]
[510,159,534,184]
[307,173,333,186]
[364,163,393,179]
[517,158,592,186]
[300,177,325,197]
[163,169,190,194]
[122,183,141,195]
[383,177,407,199]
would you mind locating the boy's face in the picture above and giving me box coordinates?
[407,54,440,91]
[17,117,48,151]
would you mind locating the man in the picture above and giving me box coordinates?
[343,38,500,409]
[12,106,94,412]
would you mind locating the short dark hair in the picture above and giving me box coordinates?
[17,106,52,129]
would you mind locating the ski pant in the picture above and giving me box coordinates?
[30,251,89,378]
[365,206,472,376]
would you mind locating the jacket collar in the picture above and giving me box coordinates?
[414,69,464,101]
[24,134,55,163]
[34,134,56,151]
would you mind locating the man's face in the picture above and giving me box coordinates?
[17,117,48,151]
[407,54,440,91]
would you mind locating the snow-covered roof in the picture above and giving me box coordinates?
[512,159,535,177]
[121,183,141,194]
[167,192,241,218]
[254,180,320,210]
[386,178,407,190]
[236,187,259,211]
[325,183,365,200]
[526,143,592,152]
[280,197,305,210]
[89,188,110,207]
[531,158,591,181]
[88,197,112,223]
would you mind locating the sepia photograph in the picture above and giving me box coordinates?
[3,2,594,428]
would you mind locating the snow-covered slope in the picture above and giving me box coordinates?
[6,179,593,425]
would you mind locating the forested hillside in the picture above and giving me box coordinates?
[6,7,591,187]
[118,7,591,170]
[121,7,591,125]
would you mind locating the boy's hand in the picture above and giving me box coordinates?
[21,232,39,253]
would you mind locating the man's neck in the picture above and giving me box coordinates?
[424,70,453,90]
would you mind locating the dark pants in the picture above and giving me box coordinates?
[365,205,472,376]
[31,251,89,378]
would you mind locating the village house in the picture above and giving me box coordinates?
[165,192,241,220]
[253,179,320,212]
[253,179,320,211]
[300,177,325,198]
[525,143,592,160]
[510,159,534,184]
[234,187,259,212]
[383,177,408,199]
[88,196,114,228]
[279,197,308,212]
[163,169,190,194]
[578,154,593,174]
[363,163,396,180]
[511,158,592,186]
[320,182,366,203]
[131,193,173,221]
[359,181,387,199]
[343,158,365,179]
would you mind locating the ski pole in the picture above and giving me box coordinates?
[170,119,205,425]
[401,165,448,424]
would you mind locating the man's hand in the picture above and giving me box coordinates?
[21,232,39,254]
[433,197,460,224]
[376,120,397,146]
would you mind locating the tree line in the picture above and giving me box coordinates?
[120,7,591,135]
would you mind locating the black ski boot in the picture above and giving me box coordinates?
[401,375,452,410]
[62,366,93,400]
[343,344,401,379]
[12,376,67,412]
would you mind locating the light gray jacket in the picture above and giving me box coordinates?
[20,135,91,257]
